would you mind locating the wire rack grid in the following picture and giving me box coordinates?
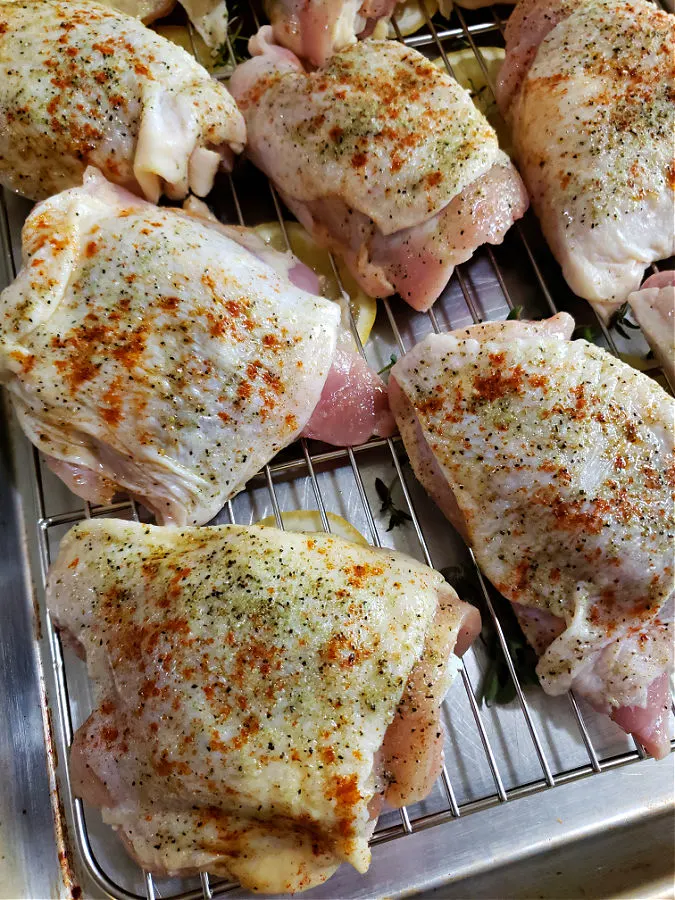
[1,1,673,898]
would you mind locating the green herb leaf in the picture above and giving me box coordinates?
[374,477,389,505]
[378,354,398,376]
[482,663,500,705]
[506,306,523,320]
[375,474,412,532]
[440,565,540,706]
[573,325,598,343]
[611,302,640,340]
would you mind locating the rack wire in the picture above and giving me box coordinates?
[1,1,673,898]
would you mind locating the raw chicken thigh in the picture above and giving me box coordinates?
[389,316,674,757]
[497,0,675,317]
[0,0,245,202]
[230,33,527,312]
[47,519,480,892]
[0,169,391,526]
[264,0,398,66]
[628,272,675,387]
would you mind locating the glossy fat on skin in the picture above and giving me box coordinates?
[0,0,245,202]
[498,0,675,315]
[389,318,674,747]
[0,169,341,526]
[265,0,397,66]
[231,34,527,311]
[628,272,675,387]
[47,519,479,893]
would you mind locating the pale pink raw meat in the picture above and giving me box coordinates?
[230,32,527,312]
[303,336,395,445]
[612,673,671,760]
[628,271,675,386]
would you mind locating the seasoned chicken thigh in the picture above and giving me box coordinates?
[264,0,398,66]
[0,170,391,525]
[0,0,245,202]
[628,272,675,388]
[389,316,674,757]
[47,519,480,893]
[497,0,675,316]
[230,33,527,312]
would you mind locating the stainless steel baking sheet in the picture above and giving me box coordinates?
[0,2,673,898]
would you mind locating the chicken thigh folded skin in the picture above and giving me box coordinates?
[0,0,245,202]
[496,0,675,316]
[47,519,480,893]
[389,316,674,757]
[0,169,391,525]
[230,33,528,312]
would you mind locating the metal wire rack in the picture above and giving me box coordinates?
[1,1,673,898]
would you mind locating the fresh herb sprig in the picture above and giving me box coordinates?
[440,564,539,706]
[506,305,523,320]
[573,324,598,343]
[375,475,412,532]
[378,354,397,376]
[610,302,640,340]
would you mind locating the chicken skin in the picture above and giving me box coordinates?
[0,170,392,525]
[230,33,527,312]
[497,0,675,317]
[47,519,480,893]
[628,272,675,388]
[389,316,674,757]
[0,0,245,202]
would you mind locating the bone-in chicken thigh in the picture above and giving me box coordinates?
[264,0,398,66]
[47,519,480,893]
[497,0,675,317]
[389,317,674,757]
[230,33,527,312]
[0,0,245,202]
[0,169,392,525]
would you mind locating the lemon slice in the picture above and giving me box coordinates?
[154,24,228,72]
[433,48,510,151]
[433,47,505,114]
[388,0,442,37]
[257,510,370,546]
[253,222,377,346]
